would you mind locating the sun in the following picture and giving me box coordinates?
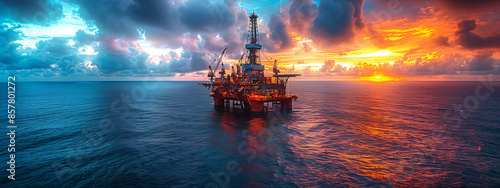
[361,73,401,82]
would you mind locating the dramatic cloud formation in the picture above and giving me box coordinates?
[265,13,294,52]
[455,20,500,50]
[0,0,63,25]
[437,0,500,11]
[0,24,22,65]
[289,0,318,35]
[1,0,499,80]
[309,0,357,45]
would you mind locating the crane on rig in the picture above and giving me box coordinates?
[236,53,245,77]
[208,47,227,91]
[262,52,280,75]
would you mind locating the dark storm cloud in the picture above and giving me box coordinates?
[70,0,247,64]
[127,0,177,29]
[71,0,245,49]
[0,0,63,25]
[72,0,140,39]
[437,0,500,11]
[2,0,249,77]
[434,36,449,46]
[263,0,365,51]
[179,0,237,32]
[309,0,363,46]
[350,0,365,28]
[466,52,496,71]
[265,13,294,52]
[456,20,500,50]
[0,24,22,64]
[262,0,319,52]
[289,0,318,34]
[61,0,249,76]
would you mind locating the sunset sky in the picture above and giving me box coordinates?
[1,0,499,81]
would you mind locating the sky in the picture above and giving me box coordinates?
[1,0,500,81]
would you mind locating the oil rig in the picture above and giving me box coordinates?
[199,11,300,112]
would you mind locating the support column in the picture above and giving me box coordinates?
[214,98,224,109]
[249,100,265,112]
[281,99,293,112]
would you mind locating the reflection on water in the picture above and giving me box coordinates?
[207,81,500,187]
[2,81,498,187]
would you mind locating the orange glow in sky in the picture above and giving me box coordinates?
[360,72,402,82]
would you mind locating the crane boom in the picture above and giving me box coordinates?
[209,47,227,91]
[213,47,228,76]
[238,53,245,64]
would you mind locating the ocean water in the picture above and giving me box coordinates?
[1,81,499,187]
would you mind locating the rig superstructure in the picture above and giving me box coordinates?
[199,11,300,112]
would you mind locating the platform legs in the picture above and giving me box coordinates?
[214,98,224,110]
[281,99,293,112]
[249,101,265,112]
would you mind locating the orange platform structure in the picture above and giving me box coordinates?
[199,11,300,112]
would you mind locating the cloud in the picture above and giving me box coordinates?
[179,0,236,32]
[350,0,365,28]
[366,25,392,48]
[94,49,149,74]
[437,0,500,11]
[91,35,217,76]
[2,0,500,80]
[0,26,96,76]
[71,0,247,54]
[264,13,294,52]
[434,36,449,46]
[164,51,215,73]
[466,52,496,71]
[60,0,249,77]
[3,37,94,77]
[74,30,97,47]
[309,0,362,46]
[288,0,318,35]
[302,49,500,78]
[455,20,500,50]
[0,24,22,64]
[264,0,366,51]
[0,0,63,25]
[319,59,335,72]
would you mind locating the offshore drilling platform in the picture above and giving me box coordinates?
[199,11,300,112]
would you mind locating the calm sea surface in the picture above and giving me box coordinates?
[1,81,499,187]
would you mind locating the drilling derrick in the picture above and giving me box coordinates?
[246,11,261,65]
[198,11,301,113]
[243,11,265,78]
